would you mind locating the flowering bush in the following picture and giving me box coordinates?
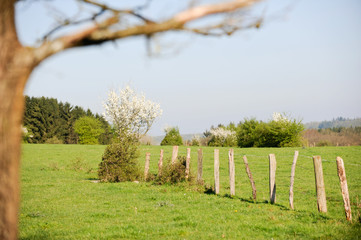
[208,127,237,147]
[99,85,162,182]
[103,85,162,139]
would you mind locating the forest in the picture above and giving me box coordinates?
[23,96,113,144]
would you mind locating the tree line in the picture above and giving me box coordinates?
[23,96,113,144]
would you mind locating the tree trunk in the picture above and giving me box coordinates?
[0,1,36,239]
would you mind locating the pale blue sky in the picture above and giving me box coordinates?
[16,0,361,136]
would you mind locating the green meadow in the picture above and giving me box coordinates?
[20,145,361,239]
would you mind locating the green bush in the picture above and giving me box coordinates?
[161,127,183,146]
[155,156,194,184]
[191,137,200,146]
[98,137,141,182]
[237,115,304,148]
[74,116,104,145]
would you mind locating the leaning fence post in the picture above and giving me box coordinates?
[158,149,164,176]
[243,155,256,201]
[197,148,203,184]
[229,149,235,196]
[214,149,220,195]
[313,156,327,213]
[336,157,352,221]
[144,152,151,181]
[289,151,299,210]
[172,146,178,165]
[185,148,191,180]
[269,154,276,204]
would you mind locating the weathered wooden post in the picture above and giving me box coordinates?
[197,148,203,184]
[336,157,352,221]
[269,154,276,204]
[144,152,151,181]
[229,149,235,196]
[243,155,256,201]
[289,151,299,210]
[214,149,220,194]
[172,146,178,165]
[185,148,191,180]
[158,149,164,176]
[313,156,327,213]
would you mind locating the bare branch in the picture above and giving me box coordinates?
[33,0,260,62]
[42,9,106,41]
[82,0,154,23]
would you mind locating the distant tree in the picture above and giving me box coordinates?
[99,85,162,182]
[161,127,183,146]
[74,116,104,145]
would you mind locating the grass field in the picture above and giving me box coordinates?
[20,144,361,239]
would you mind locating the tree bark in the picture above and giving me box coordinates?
[0,1,37,239]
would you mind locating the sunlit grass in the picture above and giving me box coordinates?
[20,144,361,239]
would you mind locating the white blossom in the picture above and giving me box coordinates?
[210,127,237,146]
[21,125,28,135]
[210,128,235,139]
[103,85,162,138]
[272,112,289,122]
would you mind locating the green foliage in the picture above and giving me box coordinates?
[160,127,183,146]
[155,156,194,184]
[74,116,104,145]
[23,96,113,144]
[98,137,141,182]
[191,137,199,146]
[237,116,304,147]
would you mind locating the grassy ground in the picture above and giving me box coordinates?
[20,144,361,239]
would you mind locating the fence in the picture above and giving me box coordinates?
[141,146,360,222]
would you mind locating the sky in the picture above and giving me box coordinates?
[16,0,361,136]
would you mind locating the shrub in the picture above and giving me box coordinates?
[74,116,104,145]
[208,127,237,147]
[161,127,183,146]
[98,137,141,182]
[155,156,194,184]
[237,113,304,147]
[191,137,200,146]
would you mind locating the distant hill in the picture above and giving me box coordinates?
[304,117,361,129]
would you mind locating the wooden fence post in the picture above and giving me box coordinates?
[172,146,178,165]
[158,149,164,176]
[289,151,299,210]
[269,154,276,204]
[243,155,256,201]
[229,149,235,196]
[144,152,150,181]
[313,156,327,213]
[214,149,220,195]
[197,148,203,184]
[185,148,191,180]
[336,157,352,221]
